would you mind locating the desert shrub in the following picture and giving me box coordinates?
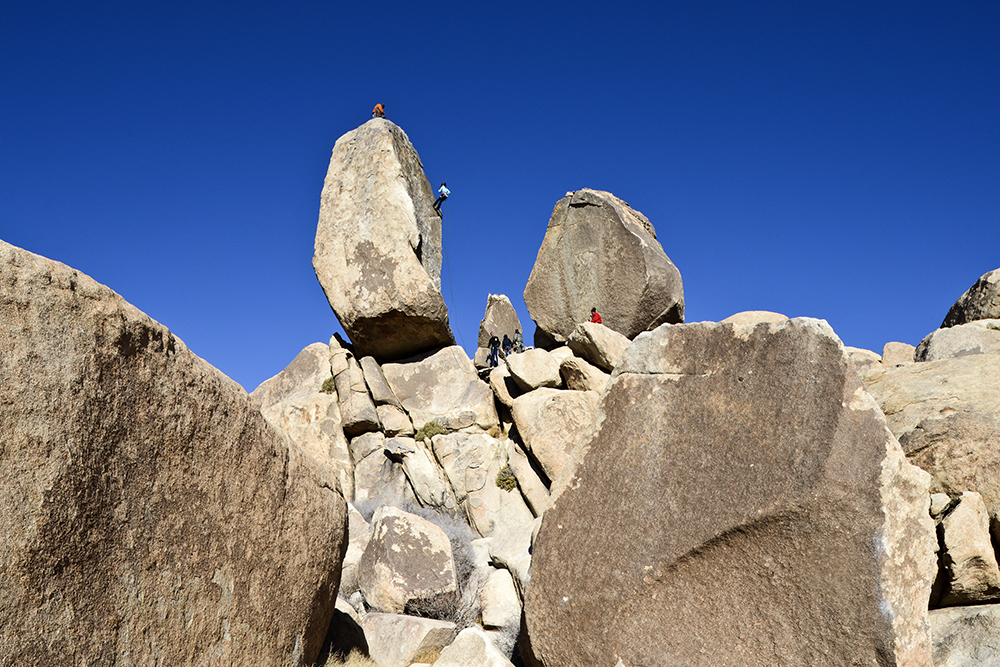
[413,421,448,443]
[320,376,336,394]
[316,649,383,667]
[495,465,518,492]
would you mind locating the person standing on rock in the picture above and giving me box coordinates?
[372,103,385,118]
[434,183,450,212]
[513,328,523,353]
[488,332,501,367]
[589,307,602,324]
[502,333,513,357]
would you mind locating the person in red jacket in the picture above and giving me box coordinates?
[589,307,602,324]
[372,103,385,118]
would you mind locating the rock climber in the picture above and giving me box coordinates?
[502,334,513,357]
[434,183,450,212]
[513,329,524,353]
[488,332,501,367]
[372,103,385,118]
[590,307,602,324]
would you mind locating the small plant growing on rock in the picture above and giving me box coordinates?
[413,421,447,443]
[320,376,336,394]
[495,465,518,492]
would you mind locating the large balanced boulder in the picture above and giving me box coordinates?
[313,118,454,361]
[524,318,936,667]
[0,240,348,667]
[942,267,1000,328]
[478,294,522,348]
[523,188,684,342]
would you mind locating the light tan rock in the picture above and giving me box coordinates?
[352,433,420,509]
[548,346,575,366]
[845,346,882,376]
[882,341,916,366]
[523,188,684,341]
[382,346,498,432]
[361,613,458,667]
[524,318,936,667]
[720,310,789,325]
[384,437,456,511]
[313,118,454,361]
[0,240,347,667]
[506,347,562,392]
[377,403,414,437]
[337,355,381,437]
[360,355,404,408]
[930,493,953,519]
[566,321,631,372]
[915,320,1000,362]
[430,626,515,667]
[357,506,458,615]
[942,267,1000,327]
[480,568,522,629]
[940,491,1000,606]
[478,294,522,348]
[339,503,372,596]
[489,518,541,597]
[929,604,1000,666]
[489,364,522,408]
[510,388,600,483]
[505,439,550,515]
[559,355,610,393]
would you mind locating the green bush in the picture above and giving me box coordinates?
[413,421,447,443]
[495,465,518,492]
[320,376,336,394]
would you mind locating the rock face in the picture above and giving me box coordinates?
[938,492,1000,606]
[510,388,600,484]
[942,267,1000,328]
[929,604,1000,666]
[523,189,684,342]
[567,321,631,372]
[478,294,522,348]
[915,319,1000,362]
[524,318,936,667]
[0,240,347,667]
[506,348,562,392]
[313,118,454,361]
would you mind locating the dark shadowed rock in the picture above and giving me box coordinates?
[942,267,1000,328]
[523,188,684,342]
[478,294,522,348]
[0,240,348,667]
[313,118,454,361]
[523,318,936,667]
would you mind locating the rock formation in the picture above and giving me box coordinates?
[478,294,522,347]
[0,240,348,667]
[523,188,684,342]
[523,318,936,666]
[314,118,454,361]
[942,267,1000,327]
[915,319,1000,361]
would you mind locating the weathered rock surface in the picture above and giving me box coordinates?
[489,518,540,598]
[942,267,1000,328]
[489,364,522,408]
[929,604,1000,666]
[506,348,562,392]
[846,346,882,375]
[362,613,458,667]
[382,346,498,432]
[352,432,420,509]
[883,341,917,367]
[505,439,550,515]
[333,349,381,437]
[313,118,454,360]
[915,320,1000,362]
[863,354,1000,517]
[251,341,354,499]
[384,437,456,511]
[559,355,610,393]
[567,321,631,372]
[430,626,515,667]
[720,310,789,325]
[524,318,936,667]
[339,503,372,596]
[478,294,522,348]
[939,492,1000,606]
[480,568,522,630]
[357,506,458,615]
[523,188,684,341]
[0,240,347,667]
[360,355,405,408]
[511,388,600,483]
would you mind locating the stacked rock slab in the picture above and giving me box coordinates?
[0,240,347,667]
[942,267,1000,328]
[523,318,936,667]
[314,118,454,361]
[523,188,684,342]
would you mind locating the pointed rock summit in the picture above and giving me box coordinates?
[523,189,684,343]
[314,118,454,361]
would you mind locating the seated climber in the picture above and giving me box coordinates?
[434,183,450,212]
[589,307,602,324]
[372,103,385,118]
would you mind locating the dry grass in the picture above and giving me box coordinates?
[316,649,383,667]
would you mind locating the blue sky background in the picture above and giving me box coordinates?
[3,1,998,391]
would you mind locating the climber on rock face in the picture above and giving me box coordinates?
[372,103,385,118]
[589,308,602,324]
[433,183,449,212]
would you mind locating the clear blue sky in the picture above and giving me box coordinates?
[3,1,998,391]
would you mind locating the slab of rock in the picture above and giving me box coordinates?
[360,355,405,408]
[251,342,355,500]
[915,320,1000,362]
[357,506,458,615]
[939,491,1000,606]
[352,433,420,509]
[883,341,917,366]
[382,346,498,432]
[362,613,458,667]
[431,433,534,537]
[376,403,414,437]
[339,503,372,596]
[942,267,1000,328]
[313,118,454,361]
[567,321,631,372]
[478,294,522,348]
[505,439,550,515]
[489,518,541,597]
[384,437,456,511]
[846,346,882,375]
[524,318,937,667]
[489,364,522,408]
[863,354,1000,517]
[511,388,600,483]
[335,353,381,437]
[506,348,562,392]
[430,626,515,667]
[0,240,347,667]
[559,355,610,393]
[523,188,684,341]
[720,310,789,325]
[480,568,522,630]
[929,604,1000,666]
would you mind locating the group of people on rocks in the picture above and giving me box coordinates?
[487,329,524,367]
